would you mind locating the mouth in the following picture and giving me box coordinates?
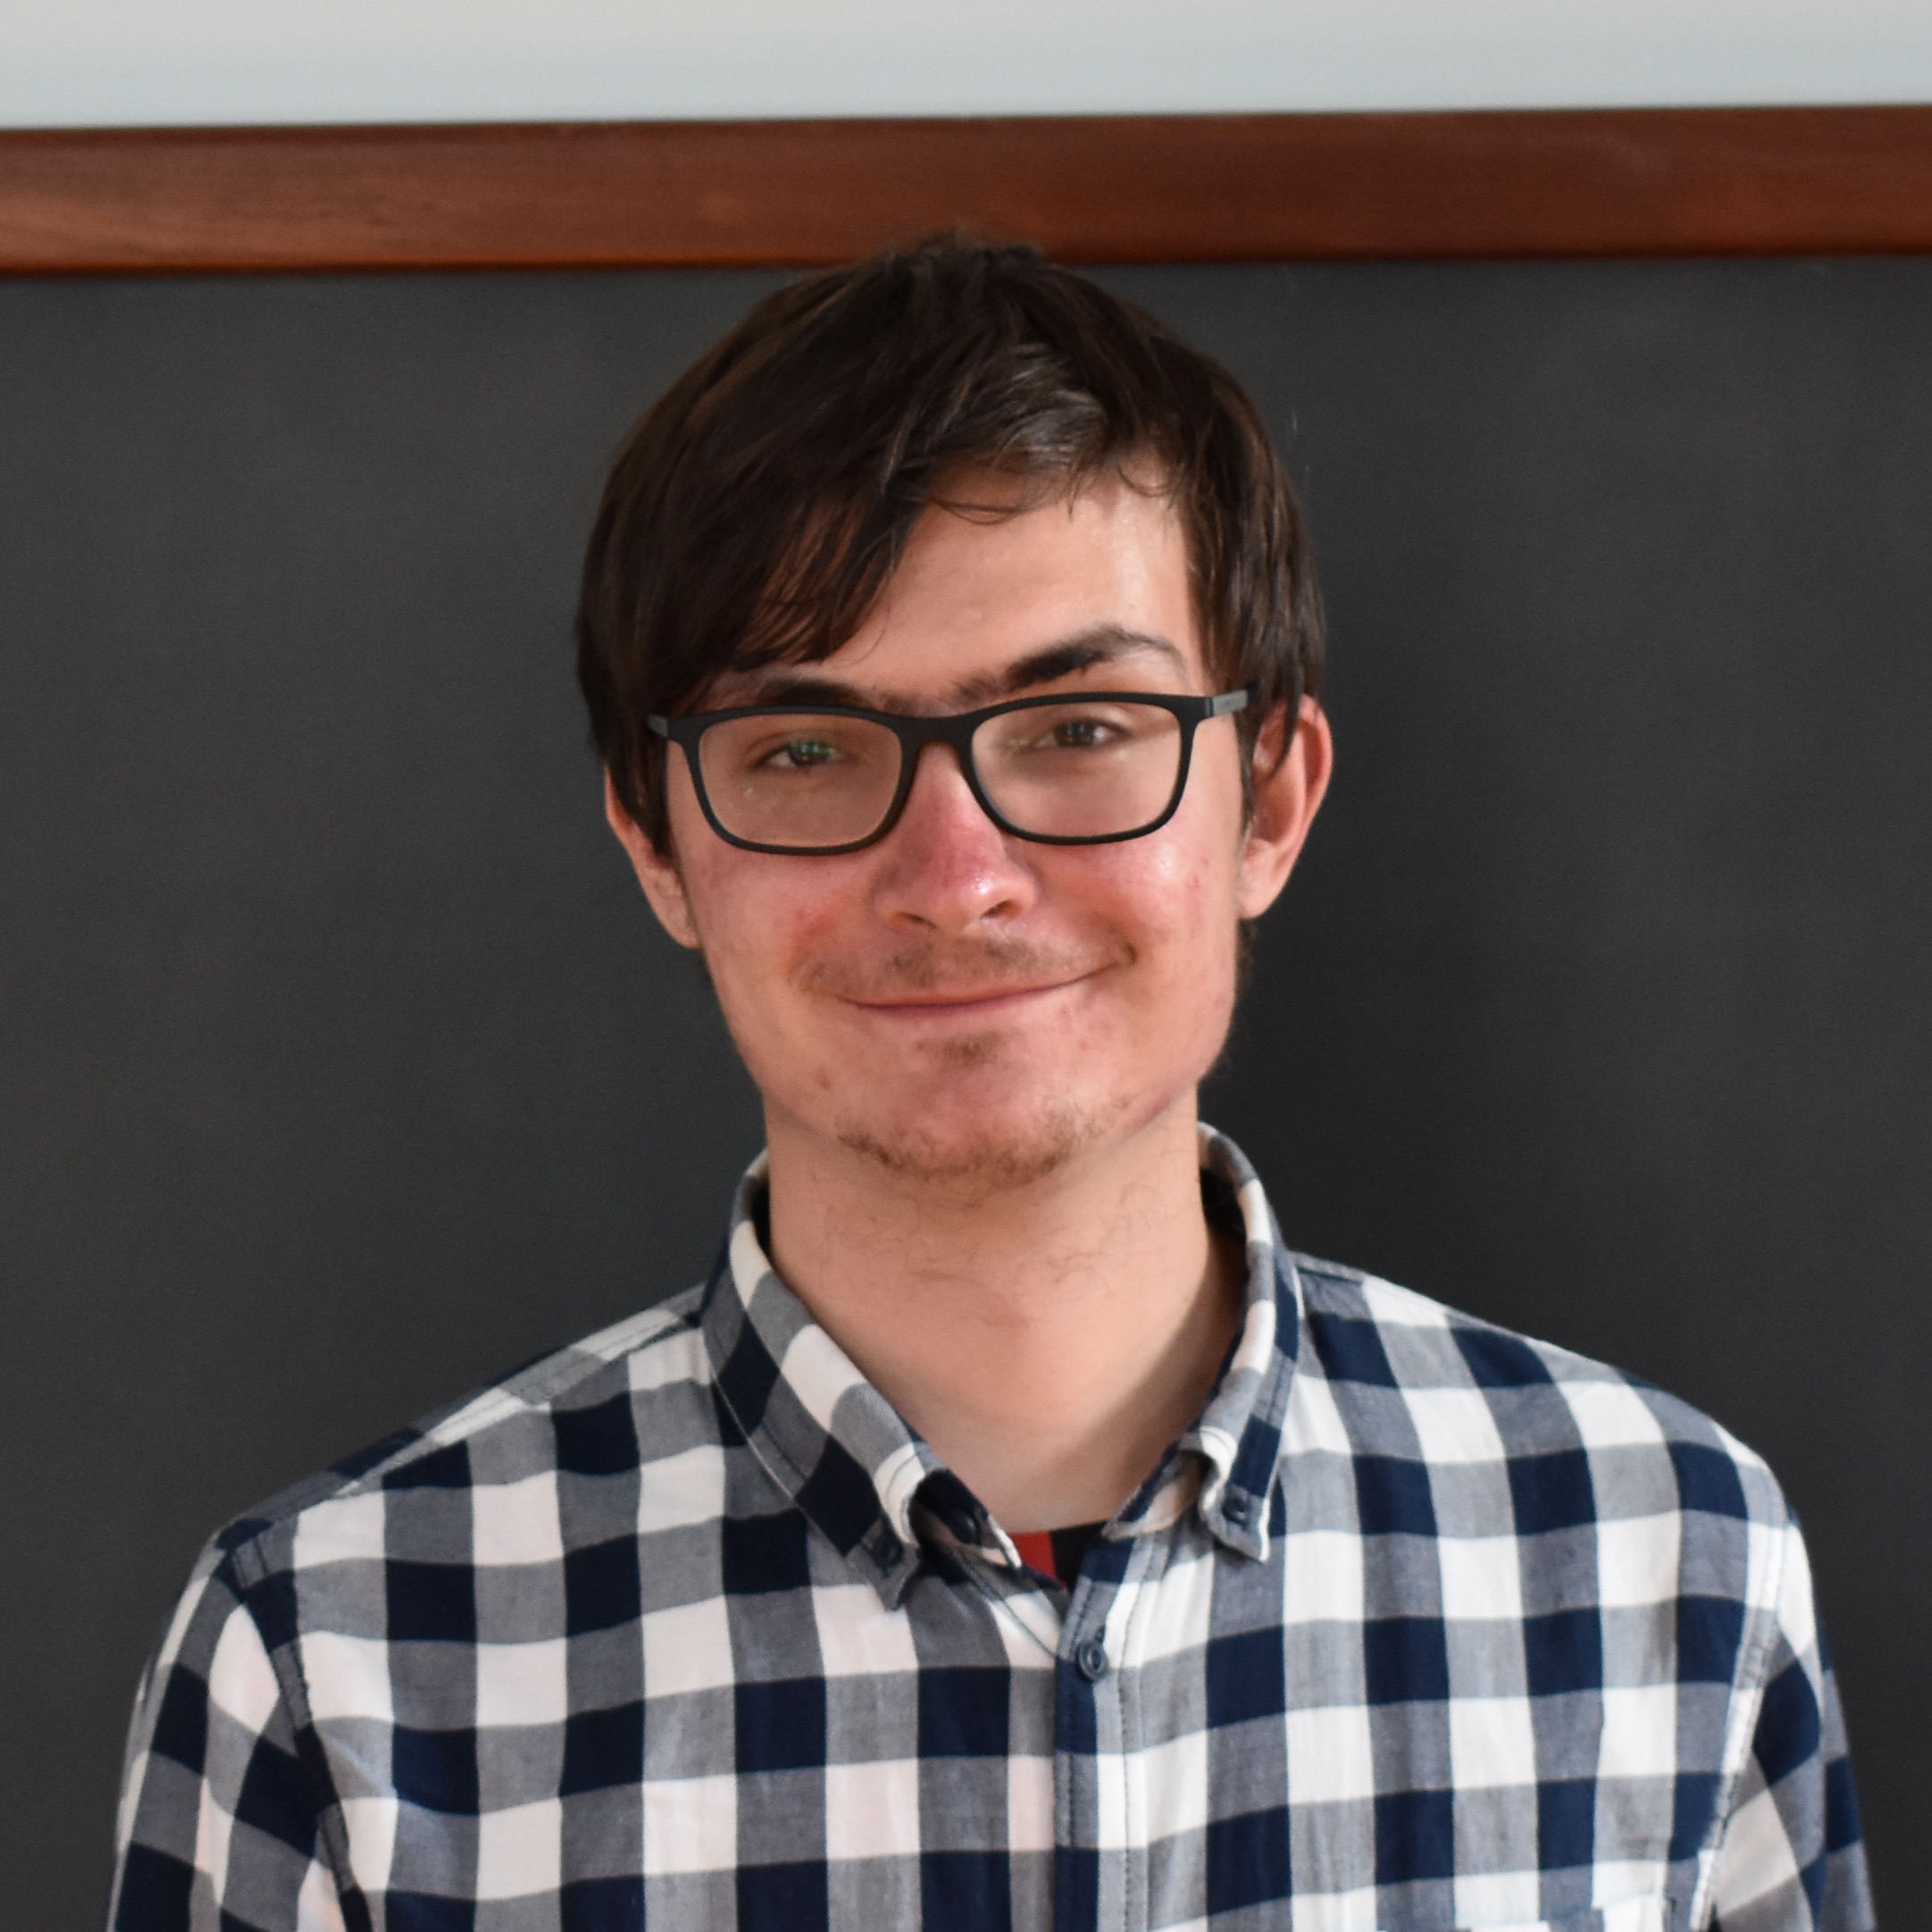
[841,976,1091,1019]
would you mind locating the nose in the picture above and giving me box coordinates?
[868,741,1039,934]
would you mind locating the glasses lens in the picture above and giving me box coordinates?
[695,712,903,849]
[973,699,1184,839]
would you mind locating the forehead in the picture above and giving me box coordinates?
[715,473,1204,711]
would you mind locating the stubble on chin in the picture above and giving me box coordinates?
[834,1092,1100,1201]
[798,933,1145,1198]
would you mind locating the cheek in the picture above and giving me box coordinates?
[1106,772,1245,935]
[689,866,807,991]
[679,848,857,1056]
[1076,830,1242,1005]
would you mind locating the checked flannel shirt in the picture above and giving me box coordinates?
[111,1128,1872,1932]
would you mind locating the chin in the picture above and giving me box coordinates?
[833,1092,1116,1200]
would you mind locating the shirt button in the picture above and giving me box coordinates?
[1075,1636,1110,1681]
[1223,1489,1253,1526]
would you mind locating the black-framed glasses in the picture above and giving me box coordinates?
[648,689,1253,856]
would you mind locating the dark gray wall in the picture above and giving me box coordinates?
[2,260,1924,1927]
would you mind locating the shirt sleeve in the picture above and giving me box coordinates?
[1707,1518,1875,1932]
[107,1545,346,1932]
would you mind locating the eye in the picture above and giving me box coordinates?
[1052,716,1109,749]
[754,735,841,771]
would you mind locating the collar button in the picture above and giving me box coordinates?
[1223,1489,1253,1526]
[1074,1636,1110,1682]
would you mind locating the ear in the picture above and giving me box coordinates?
[604,769,703,952]
[1234,697,1333,921]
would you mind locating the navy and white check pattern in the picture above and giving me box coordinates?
[111,1129,1871,1930]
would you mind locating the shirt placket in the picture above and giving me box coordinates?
[1050,1514,1176,1932]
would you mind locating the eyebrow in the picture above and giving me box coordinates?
[717,624,1192,714]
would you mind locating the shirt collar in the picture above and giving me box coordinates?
[699,1125,1304,1603]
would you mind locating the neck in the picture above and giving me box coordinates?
[761,1099,1242,1534]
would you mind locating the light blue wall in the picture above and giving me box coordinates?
[3,0,1929,128]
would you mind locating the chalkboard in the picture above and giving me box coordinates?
[3,259,1926,1926]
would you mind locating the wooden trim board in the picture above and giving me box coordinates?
[4,107,1931,273]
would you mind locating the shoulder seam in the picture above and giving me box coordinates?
[1685,1512,1797,1930]
[216,1540,356,1898]
[217,1292,709,1556]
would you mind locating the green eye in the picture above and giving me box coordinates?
[781,739,836,767]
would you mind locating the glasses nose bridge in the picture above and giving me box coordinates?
[899,710,984,758]
[887,711,999,831]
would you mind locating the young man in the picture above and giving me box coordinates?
[112,239,1870,1932]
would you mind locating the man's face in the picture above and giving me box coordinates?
[613,472,1326,1197]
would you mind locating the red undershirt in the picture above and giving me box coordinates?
[1010,1523,1105,1589]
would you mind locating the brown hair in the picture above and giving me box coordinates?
[577,235,1325,850]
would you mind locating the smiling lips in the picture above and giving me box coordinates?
[798,937,1126,1013]
[847,978,1088,1016]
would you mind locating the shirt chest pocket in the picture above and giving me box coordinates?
[1413,1895,1669,1932]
